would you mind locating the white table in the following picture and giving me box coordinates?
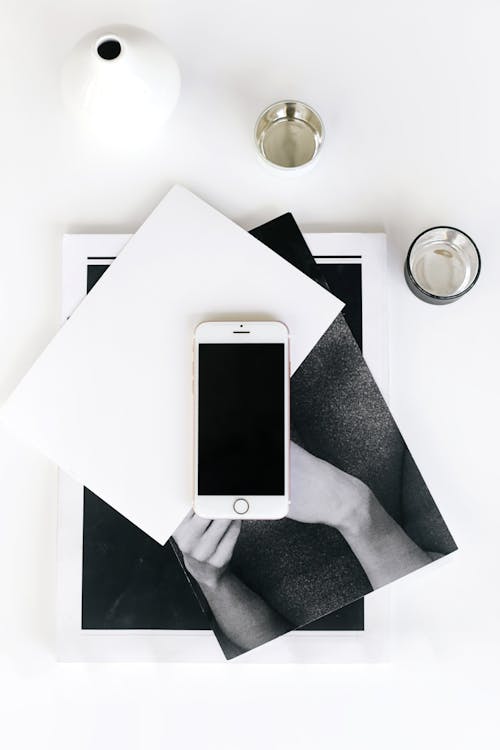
[0,1,498,748]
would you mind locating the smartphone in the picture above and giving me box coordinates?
[193,321,290,519]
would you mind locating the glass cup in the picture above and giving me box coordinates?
[405,226,481,304]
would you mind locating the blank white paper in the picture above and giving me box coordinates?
[0,186,343,543]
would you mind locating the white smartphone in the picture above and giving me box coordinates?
[193,321,290,520]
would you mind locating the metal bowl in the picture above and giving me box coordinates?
[405,226,481,304]
[255,100,324,170]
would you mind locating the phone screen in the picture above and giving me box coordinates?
[197,343,285,496]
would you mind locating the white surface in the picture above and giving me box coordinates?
[56,232,389,663]
[0,186,342,543]
[0,1,499,748]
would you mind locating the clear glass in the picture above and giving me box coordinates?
[407,227,480,301]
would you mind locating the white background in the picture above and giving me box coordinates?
[0,1,499,748]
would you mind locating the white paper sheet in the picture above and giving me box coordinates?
[0,186,343,543]
[56,231,390,663]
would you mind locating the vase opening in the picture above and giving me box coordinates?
[96,37,122,61]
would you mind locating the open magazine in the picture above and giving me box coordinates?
[57,219,452,662]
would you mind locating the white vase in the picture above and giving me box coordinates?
[61,25,181,145]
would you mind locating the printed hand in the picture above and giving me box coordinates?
[173,511,241,590]
[288,441,374,532]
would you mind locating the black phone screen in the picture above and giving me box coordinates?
[197,343,285,496]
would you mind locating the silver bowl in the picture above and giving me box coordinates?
[255,100,324,170]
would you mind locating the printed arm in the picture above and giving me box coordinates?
[173,512,289,653]
[288,442,436,589]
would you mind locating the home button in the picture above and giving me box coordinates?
[233,498,249,515]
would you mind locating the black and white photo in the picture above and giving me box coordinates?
[171,311,456,657]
